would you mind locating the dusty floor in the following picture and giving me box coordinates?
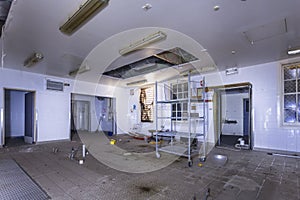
[0,133,299,200]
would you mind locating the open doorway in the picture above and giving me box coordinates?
[216,84,252,149]
[70,94,116,140]
[3,89,36,147]
[72,100,90,131]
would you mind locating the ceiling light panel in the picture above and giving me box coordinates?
[60,0,109,35]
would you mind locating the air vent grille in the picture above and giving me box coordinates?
[46,80,64,91]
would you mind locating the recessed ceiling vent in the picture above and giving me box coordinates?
[46,80,64,91]
[103,47,198,79]
[243,18,287,44]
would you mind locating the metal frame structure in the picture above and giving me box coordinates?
[155,73,208,166]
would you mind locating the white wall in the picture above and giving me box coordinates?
[1,59,299,152]
[0,68,72,143]
[37,91,70,142]
[206,61,300,152]
[0,68,127,144]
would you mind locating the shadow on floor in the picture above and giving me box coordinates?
[4,137,29,148]
[217,135,249,148]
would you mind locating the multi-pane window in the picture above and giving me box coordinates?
[283,63,300,124]
[140,87,154,122]
[171,82,188,119]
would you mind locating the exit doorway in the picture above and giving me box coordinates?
[3,89,36,146]
[216,84,252,149]
[70,94,117,140]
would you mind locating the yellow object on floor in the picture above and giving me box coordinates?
[149,140,163,145]
[110,139,116,145]
[198,163,203,167]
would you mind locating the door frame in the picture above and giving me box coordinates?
[2,88,37,146]
[214,83,253,149]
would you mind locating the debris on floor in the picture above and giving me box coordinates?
[1,133,299,200]
[224,175,260,191]
[19,147,34,153]
[128,131,149,141]
[52,147,59,154]
[78,159,84,164]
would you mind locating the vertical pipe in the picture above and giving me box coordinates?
[188,73,191,161]
[170,83,173,132]
[113,98,116,135]
[217,90,221,146]
[248,85,252,149]
[202,77,206,159]
[1,25,5,69]
[155,82,158,154]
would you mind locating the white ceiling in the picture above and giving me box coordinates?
[1,0,300,86]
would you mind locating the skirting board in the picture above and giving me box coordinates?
[253,146,299,155]
[36,138,70,144]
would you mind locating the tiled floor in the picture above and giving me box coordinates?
[0,133,299,200]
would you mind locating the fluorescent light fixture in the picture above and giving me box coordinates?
[126,79,147,86]
[179,69,197,76]
[119,31,167,56]
[225,67,238,75]
[24,52,44,67]
[60,0,109,35]
[287,47,300,55]
[69,65,91,76]
[133,63,157,71]
[180,66,215,76]
[199,65,216,73]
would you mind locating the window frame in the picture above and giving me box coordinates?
[171,82,188,120]
[282,62,300,125]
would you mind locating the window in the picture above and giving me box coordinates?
[282,63,300,124]
[171,82,188,120]
[140,87,154,122]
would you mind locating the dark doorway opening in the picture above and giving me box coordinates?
[3,89,36,147]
